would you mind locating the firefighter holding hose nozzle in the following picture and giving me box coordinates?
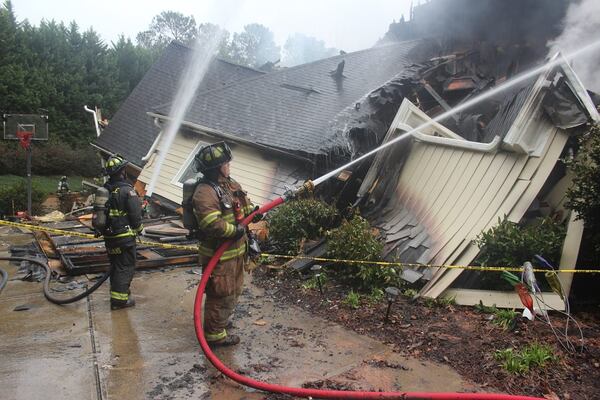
[190,141,262,347]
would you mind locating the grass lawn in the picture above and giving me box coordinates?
[0,174,95,195]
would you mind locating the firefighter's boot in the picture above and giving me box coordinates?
[111,297,136,310]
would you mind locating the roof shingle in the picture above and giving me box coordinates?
[154,41,424,157]
[95,42,263,166]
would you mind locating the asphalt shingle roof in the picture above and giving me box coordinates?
[95,42,263,166]
[154,41,423,157]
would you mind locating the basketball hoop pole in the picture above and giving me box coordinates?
[4,114,48,217]
[26,145,32,215]
[15,130,34,216]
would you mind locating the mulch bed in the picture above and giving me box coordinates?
[253,267,600,399]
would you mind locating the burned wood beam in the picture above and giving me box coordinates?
[422,82,459,122]
[61,253,199,275]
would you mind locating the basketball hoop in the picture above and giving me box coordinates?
[16,131,33,150]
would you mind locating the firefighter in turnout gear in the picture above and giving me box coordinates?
[102,154,143,310]
[192,142,259,347]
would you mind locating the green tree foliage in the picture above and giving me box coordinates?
[112,35,153,94]
[565,123,600,252]
[136,11,198,53]
[282,33,338,67]
[0,0,157,175]
[267,199,338,255]
[0,1,154,148]
[228,24,280,68]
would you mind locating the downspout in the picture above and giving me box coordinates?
[141,117,164,162]
[85,105,106,182]
[84,105,101,138]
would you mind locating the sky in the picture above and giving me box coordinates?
[12,0,413,52]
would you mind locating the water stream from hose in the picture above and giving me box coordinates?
[145,8,232,196]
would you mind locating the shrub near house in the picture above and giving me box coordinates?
[327,214,400,289]
[267,199,338,255]
[474,216,566,290]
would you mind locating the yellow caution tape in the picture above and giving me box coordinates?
[0,219,197,251]
[257,254,599,274]
[1,219,598,273]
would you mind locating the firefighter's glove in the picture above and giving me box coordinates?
[250,206,263,223]
[231,225,246,240]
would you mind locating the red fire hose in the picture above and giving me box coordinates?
[193,196,545,400]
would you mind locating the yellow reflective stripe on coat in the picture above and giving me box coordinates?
[110,291,129,300]
[223,222,236,237]
[222,214,236,223]
[109,209,128,217]
[104,228,136,239]
[198,243,246,260]
[198,210,222,228]
[205,329,227,341]
[243,205,254,215]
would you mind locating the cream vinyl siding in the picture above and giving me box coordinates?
[361,98,575,307]
[139,131,303,206]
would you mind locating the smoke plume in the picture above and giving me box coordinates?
[549,0,600,93]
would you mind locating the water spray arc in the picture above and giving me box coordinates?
[192,39,600,399]
[145,32,225,197]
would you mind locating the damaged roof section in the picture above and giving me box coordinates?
[357,54,598,304]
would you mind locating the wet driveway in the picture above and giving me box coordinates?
[0,228,474,399]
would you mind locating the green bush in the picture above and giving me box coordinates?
[327,214,398,289]
[474,216,566,290]
[0,142,102,177]
[267,199,338,254]
[565,123,600,252]
[475,216,566,267]
[0,180,46,216]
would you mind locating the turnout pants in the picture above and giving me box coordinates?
[203,255,244,341]
[107,242,136,303]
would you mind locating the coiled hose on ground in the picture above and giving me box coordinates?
[0,256,109,304]
[193,197,546,400]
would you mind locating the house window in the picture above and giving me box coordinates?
[171,139,209,187]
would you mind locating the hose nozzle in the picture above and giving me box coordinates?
[284,180,315,200]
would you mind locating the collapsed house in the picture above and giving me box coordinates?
[356,54,599,307]
[91,0,598,305]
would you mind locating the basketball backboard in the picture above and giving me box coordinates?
[3,113,49,141]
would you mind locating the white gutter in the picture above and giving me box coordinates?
[84,105,101,137]
[141,117,164,162]
[397,123,502,153]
